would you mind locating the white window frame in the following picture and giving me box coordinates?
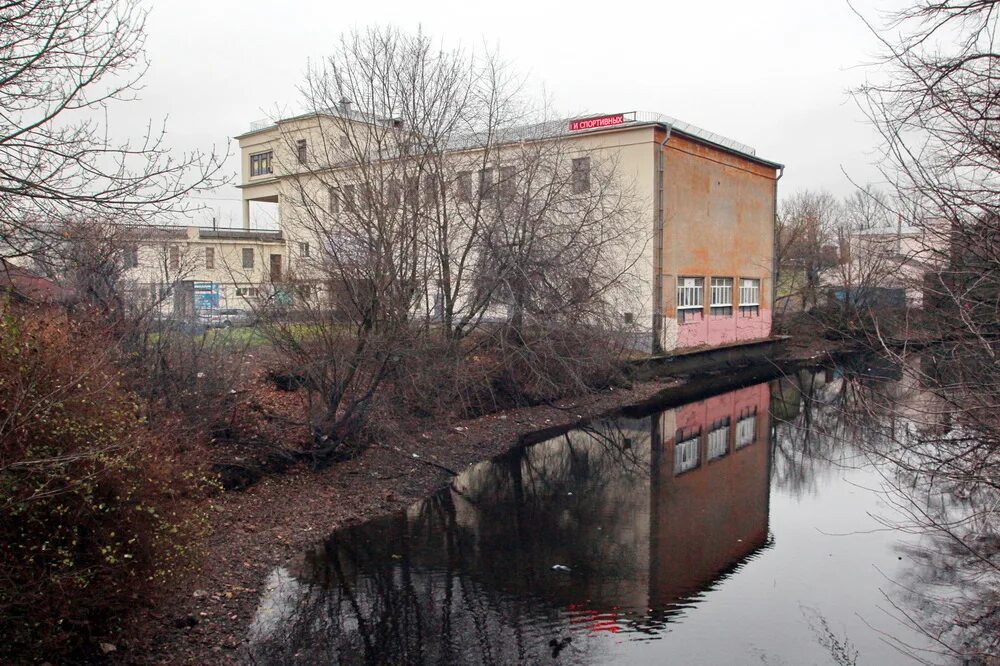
[674,435,700,474]
[707,419,730,461]
[740,278,761,307]
[736,414,757,448]
[676,276,704,310]
[710,277,734,315]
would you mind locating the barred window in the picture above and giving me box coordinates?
[707,417,730,461]
[205,247,215,270]
[674,433,700,474]
[740,278,761,315]
[711,277,733,316]
[676,276,704,323]
[736,408,758,448]
[296,139,307,164]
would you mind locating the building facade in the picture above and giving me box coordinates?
[234,109,782,354]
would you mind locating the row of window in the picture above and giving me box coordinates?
[251,134,359,177]
[160,246,304,273]
[677,276,761,322]
[673,408,758,475]
[324,159,591,213]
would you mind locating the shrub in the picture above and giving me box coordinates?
[0,305,197,662]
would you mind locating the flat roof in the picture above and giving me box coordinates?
[236,108,783,170]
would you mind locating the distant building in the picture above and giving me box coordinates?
[235,109,783,355]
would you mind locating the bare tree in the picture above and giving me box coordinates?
[0,0,225,263]
[256,27,645,457]
[775,190,841,318]
[843,2,1000,658]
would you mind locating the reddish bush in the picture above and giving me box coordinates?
[0,305,200,662]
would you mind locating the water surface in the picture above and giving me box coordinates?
[247,365,956,664]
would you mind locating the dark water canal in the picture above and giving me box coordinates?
[246,362,972,664]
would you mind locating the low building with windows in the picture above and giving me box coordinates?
[119,225,288,315]
[235,109,782,354]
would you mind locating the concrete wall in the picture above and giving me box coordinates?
[658,132,778,352]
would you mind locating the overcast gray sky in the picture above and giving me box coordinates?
[121,0,904,227]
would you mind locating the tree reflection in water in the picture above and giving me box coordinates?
[244,360,999,665]
[245,384,773,665]
[773,354,1000,663]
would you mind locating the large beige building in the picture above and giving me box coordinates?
[234,109,782,354]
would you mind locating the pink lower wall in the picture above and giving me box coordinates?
[675,309,772,349]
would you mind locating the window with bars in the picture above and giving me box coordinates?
[250,151,273,177]
[736,409,757,448]
[296,139,307,164]
[707,417,730,461]
[674,435,700,474]
[739,278,761,315]
[710,277,733,316]
[299,242,310,258]
[676,276,704,323]
[205,247,214,270]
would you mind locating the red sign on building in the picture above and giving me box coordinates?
[568,114,627,132]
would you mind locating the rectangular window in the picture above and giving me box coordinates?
[296,139,307,164]
[572,156,591,193]
[676,276,704,323]
[168,245,179,271]
[299,241,310,258]
[478,168,494,201]
[499,165,516,202]
[423,174,439,206]
[328,187,339,214]
[269,254,282,281]
[205,247,215,270]
[404,175,420,209]
[674,433,700,475]
[710,277,733,316]
[739,278,761,316]
[343,184,356,211]
[736,408,757,448]
[455,171,471,202]
[250,151,273,177]
[707,417,731,461]
[124,245,139,269]
[242,248,254,269]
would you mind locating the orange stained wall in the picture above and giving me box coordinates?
[647,382,771,606]
[659,130,779,314]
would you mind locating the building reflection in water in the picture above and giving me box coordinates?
[246,382,773,664]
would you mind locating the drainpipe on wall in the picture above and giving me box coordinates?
[653,125,672,355]
[771,166,784,325]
